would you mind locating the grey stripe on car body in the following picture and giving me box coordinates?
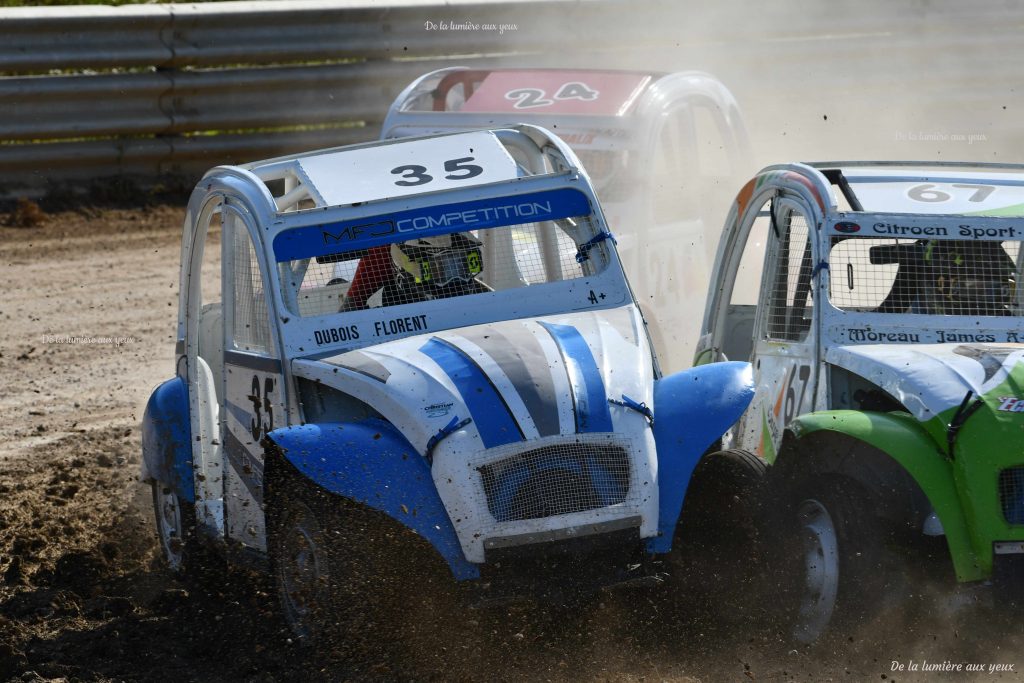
[323,350,392,383]
[457,324,562,437]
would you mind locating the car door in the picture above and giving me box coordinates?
[733,197,819,463]
[221,213,286,551]
[184,197,228,537]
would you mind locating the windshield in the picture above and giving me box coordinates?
[272,191,612,318]
[828,235,1022,317]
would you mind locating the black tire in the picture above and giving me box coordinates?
[151,481,198,575]
[267,467,458,669]
[151,481,224,586]
[668,449,767,617]
[675,448,767,552]
[269,473,375,651]
[768,475,898,646]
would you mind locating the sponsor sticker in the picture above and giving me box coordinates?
[273,187,592,262]
[996,396,1024,413]
[827,214,1024,240]
[424,401,454,418]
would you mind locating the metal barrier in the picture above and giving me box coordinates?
[0,0,649,189]
[4,0,1020,191]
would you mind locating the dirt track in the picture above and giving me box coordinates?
[0,206,1022,682]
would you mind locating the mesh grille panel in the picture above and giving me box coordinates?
[231,220,274,353]
[829,237,1021,317]
[478,441,631,523]
[279,219,599,318]
[999,466,1024,526]
[766,212,813,341]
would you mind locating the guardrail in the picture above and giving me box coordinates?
[0,0,657,191]
[3,0,1019,193]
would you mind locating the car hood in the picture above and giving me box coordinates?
[292,305,652,455]
[827,343,1024,422]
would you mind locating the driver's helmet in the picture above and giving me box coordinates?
[922,240,1016,316]
[390,232,484,301]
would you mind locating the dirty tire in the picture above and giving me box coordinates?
[771,475,894,646]
[270,473,371,655]
[675,449,766,552]
[151,481,198,575]
[268,467,458,671]
[151,481,226,588]
[668,449,767,620]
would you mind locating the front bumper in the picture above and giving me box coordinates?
[433,431,659,563]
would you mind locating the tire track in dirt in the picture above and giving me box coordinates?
[0,207,181,460]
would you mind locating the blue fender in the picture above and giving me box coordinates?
[266,420,480,581]
[141,376,195,503]
[646,361,755,554]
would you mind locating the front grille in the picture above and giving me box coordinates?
[479,441,631,523]
[999,467,1024,526]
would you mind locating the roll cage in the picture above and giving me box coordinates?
[179,125,636,363]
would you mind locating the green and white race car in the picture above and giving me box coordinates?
[696,161,1024,643]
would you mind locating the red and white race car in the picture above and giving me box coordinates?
[380,67,752,372]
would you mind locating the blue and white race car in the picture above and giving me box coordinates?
[141,125,757,644]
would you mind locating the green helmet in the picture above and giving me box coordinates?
[390,233,484,301]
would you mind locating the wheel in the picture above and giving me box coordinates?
[269,470,423,659]
[667,449,767,618]
[773,476,895,645]
[675,448,767,553]
[273,491,334,642]
[270,475,372,648]
[151,481,195,574]
[268,469,463,669]
[790,495,841,643]
[151,481,224,588]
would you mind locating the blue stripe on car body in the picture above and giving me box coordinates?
[419,337,524,449]
[457,325,561,438]
[539,322,613,433]
[224,400,253,434]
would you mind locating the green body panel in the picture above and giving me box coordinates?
[789,410,987,582]
[927,367,1024,578]
[693,348,713,367]
[760,409,777,465]
[965,203,1024,217]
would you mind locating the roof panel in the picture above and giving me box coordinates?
[293,130,518,208]
[842,168,1024,216]
[460,71,651,117]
